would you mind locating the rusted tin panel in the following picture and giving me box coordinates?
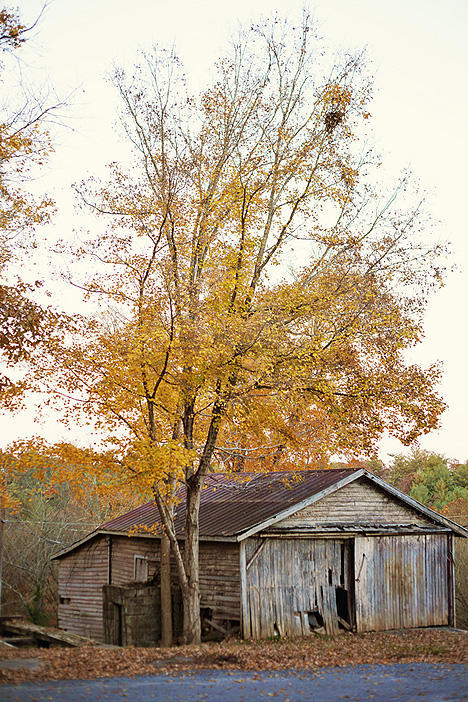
[99,469,357,538]
[355,534,449,632]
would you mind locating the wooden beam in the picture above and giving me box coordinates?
[0,620,94,647]
[204,619,230,635]
[246,539,266,570]
[107,535,112,585]
[448,533,456,627]
[337,616,352,631]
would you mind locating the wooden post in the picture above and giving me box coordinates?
[239,540,249,638]
[0,504,4,618]
[0,454,6,618]
[107,535,113,584]
[448,533,456,627]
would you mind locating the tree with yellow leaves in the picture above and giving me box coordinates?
[35,14,446,644]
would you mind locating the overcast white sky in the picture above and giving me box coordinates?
[3,0,467,463]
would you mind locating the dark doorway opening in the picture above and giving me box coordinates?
[111,603,122,646]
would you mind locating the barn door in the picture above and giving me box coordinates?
[354,534,449,632]
[243,538,355,638]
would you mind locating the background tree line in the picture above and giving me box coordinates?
[0,443,141,624]
[384,449,468,517]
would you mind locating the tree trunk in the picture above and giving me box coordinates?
[160,529,172,647]
[181,480,202,644]
[182,576,201,645]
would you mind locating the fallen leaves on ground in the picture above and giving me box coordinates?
[0,628,467,685]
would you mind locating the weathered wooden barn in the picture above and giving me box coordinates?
[53,468,467,643]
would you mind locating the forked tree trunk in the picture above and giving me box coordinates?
[160,530,172,647]
[154,480,203,645]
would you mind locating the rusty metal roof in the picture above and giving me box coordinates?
[98,468,358,538]
[53,468,468,559]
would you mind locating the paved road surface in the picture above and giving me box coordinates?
[1,662,467,701]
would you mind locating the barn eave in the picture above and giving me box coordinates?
[235,469,468,541]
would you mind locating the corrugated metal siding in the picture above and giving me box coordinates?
[355,534,449,632]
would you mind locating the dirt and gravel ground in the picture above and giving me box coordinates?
[0,628,467,685]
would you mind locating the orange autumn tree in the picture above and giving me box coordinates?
[0,6,63,405]
[36,15,445,644]
[0,441,142,622]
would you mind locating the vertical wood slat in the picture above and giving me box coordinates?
[239,540,249,638]
[355,534,450,633]
[448,533,455,627]
[244,537,349,637]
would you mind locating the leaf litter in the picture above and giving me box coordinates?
[0,628,467,685]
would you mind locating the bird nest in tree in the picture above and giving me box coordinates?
[325,110,344,132]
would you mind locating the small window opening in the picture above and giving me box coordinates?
[328,568,333,585]
[60,596,71,605]
[134,555,149,582]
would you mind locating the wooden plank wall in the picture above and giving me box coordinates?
[275,479,434,528]
[110,536,160,584]
[199,542,240,621]
[58,536,241,642]
[57,537,109,642]
[58,535,160,642]
[355,534,449,632]
[244,537,351,638]
[168,541,241,621]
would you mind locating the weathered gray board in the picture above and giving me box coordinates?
[354,534,450,631]
[243,537,353,638]
[242,534,452,637]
